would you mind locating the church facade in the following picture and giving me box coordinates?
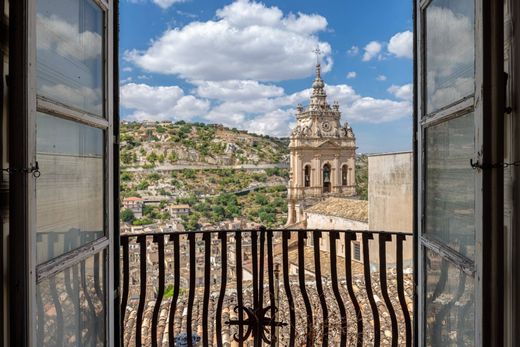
[287,62,357,225]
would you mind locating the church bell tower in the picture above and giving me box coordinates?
[287,49,357,225]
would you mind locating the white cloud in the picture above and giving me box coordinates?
[345,97,411,123]
[388,83,412,101]
[120,83,210,121]
[40,84,102,114]
[122,67,133,72]
[152,0,185,9]
[194,80,284,101]
[346,71,357,79]
[243,109,294,136]
[122,78,412,136]
[37,14,101,61]
[388,30,413,59]
[376,75,387,81]
[426,6,474,110]
[125,0,332,81]
[347,46,359,56]
[362,41,382,62]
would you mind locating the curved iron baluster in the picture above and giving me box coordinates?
[120,237,130,346]
[282,232,296,347]
[251,230,260,347]
[36,280,45,346]
[312,230,329,346]
[345,232,363,346]
[396,235,412,346]
[432,271,467,345]
[267,229,277,345]
[136,235,147,347]
[47,233,64,346]
[215,231,228,347]
[168,233,181,345]
[202,233,212,346]
[427,257,449,307]
[329,231,347,346]
[457,293,474,345]
[151,234,165,347]
[362,232,380,346]
[234,231,244,346]
[63,230,79,344]
[378,233,398,347]
[297,231,313,345]
[186,233,196,347]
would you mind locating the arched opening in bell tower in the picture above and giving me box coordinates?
[342,164,348,186]
[323,163,331,193]
[304,165,311,187]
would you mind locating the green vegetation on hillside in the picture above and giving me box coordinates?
[177,184,287,230]
[119,121,289,168]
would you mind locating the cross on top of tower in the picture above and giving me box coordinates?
[313,46,322,65]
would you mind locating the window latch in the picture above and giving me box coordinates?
[2,161,41,178]
[470,159,520,170]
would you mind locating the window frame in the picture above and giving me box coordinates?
[415,0,505,345]
[8,0,117,345]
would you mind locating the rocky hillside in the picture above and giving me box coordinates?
[120,121,289,168]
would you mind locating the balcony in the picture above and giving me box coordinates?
[119,228,413,346]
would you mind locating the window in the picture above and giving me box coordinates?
[304,165,311,187]
[323,163,331,193]
[353,241,361,261]
[342,164,348,186]
[8,0,117,344]
[416,0,504,343]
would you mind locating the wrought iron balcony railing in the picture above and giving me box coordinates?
[120,228,413,346]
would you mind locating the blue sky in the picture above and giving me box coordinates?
[120,0,413,153]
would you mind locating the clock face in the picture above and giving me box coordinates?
[321,121,332,132]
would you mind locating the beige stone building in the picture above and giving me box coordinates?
[287,61,357,225]
[367,151,413,268]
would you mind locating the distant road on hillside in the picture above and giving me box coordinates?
[124,163,289,173]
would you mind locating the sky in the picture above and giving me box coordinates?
[119,0,413,153]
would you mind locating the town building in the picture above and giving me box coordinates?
[168,204,191,217]
[286,59,357,225]
[122,197,144,218]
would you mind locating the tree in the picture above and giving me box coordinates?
[121,208,135,223]
[254,193,268,205]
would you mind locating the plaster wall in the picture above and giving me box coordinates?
[368,152,413,268]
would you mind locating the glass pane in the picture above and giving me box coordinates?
[425,249,474,346]
[425,0,475,114]
[36,251,106,346]
[37,0,104,116]
[36,113,104,263]
[425,113,475,259]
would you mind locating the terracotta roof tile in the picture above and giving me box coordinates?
[306,197,368,222]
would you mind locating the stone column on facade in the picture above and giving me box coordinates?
[313,154,321,197]
[333,154,340,194]
[296,153,303,188]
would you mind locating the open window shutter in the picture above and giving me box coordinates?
[415,0,504,345]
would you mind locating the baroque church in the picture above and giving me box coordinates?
[287,60,357,225]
